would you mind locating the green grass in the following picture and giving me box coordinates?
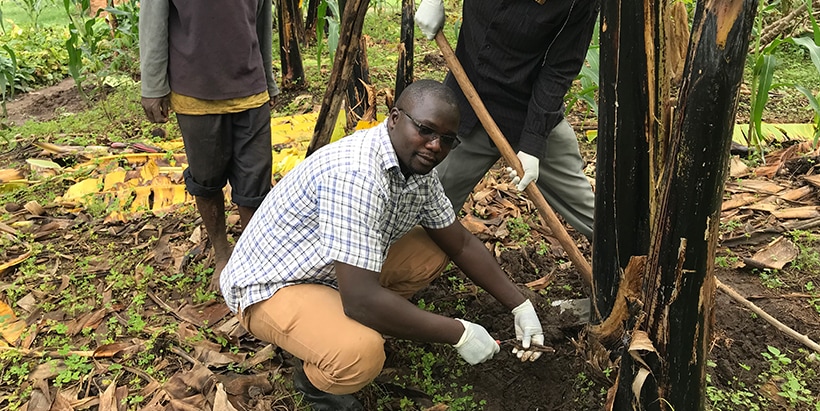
[0,0,67,30]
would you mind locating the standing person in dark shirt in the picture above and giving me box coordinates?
[139,0,280,290]
[416,0,599,240]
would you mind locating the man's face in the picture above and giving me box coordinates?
[387,97,460,176]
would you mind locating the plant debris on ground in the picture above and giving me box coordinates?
[1,81,819,410]
[2,0,820,409]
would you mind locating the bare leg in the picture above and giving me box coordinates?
[196,194,231,292]
[237,205,256,229]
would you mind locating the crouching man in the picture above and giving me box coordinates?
[220,80,545,411]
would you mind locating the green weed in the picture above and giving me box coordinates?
[54,352,94,387]
[506,217,531,243]
[714,253,740,269]
[756,268,785,289]
[396,347,486,411]
[788,230,820,271]
[759,346,819,408]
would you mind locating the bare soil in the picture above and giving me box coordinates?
[1,80,819,411]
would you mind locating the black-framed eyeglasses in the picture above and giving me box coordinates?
[399,109,461,149]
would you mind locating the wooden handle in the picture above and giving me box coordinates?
[434,31,593,289]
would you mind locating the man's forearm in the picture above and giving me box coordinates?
[256,0,279,98]
[343,288,465,345]
[138,0,171,98]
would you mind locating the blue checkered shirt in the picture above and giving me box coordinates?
[220,121,456,313]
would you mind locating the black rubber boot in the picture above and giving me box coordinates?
[292,362,364,411]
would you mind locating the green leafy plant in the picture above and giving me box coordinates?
[0,44,17,120]
[788,0,820,147]
[397,347,486,411]
[63,0,98,102]
[747,40,781,154]
[757,268,785,288]
[11,0,53,29]
[314,0,342,72]
[566,21,599,123]
[788,230,820,271]
[506,216,531,243]
[0,26,70,94]
[54,352,94,387]
[759,346,818,408]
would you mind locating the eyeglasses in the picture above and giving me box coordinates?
[399,109,461,149]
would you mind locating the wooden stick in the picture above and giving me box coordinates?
[716,277,820,354]
[0,346,95,358]
[434,31,593,290]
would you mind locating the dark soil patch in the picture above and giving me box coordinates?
[2,78,90,127]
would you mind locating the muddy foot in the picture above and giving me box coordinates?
[209,259,227,293]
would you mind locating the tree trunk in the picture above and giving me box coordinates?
[592,0,758,410]
[278,0,306,87]
[591,0,654,323]
[306,0,370,155]
[305,0,321,44]
[346,36,375,126]
[394,0,415,101]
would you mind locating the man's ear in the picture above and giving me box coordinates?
[387,107,401,129]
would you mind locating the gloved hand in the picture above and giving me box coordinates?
[415,0,444,40]
[453,318,500,365]
[141,95,171,123]
[507,151,539,191]
[511,299,545,362]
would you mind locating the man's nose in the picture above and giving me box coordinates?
[425,136,443,151]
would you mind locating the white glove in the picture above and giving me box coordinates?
[507,151,539,191]
[415,0,444,40]
[511,299,545,362]
[453,318,500,365]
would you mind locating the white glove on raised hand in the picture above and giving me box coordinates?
[415,0,444,40]
[511,299,545,362]
[507,151,539,191]
[453,318,500,365]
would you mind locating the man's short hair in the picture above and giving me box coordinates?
[395,79,458,112]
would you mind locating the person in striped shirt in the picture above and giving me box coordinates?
[220,80,544,410]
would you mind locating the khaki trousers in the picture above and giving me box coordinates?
[240,227,449,395]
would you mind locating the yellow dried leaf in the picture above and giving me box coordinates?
[103,169,127,191]
[158,166,185,174]
[172,185,189,204]
[273,148,304,176]
[152,186,175,213]
[153,140,185,152]
[106,185,134,209]
[140,158,160,182]
[0,182,29,195]
[0,300,26,346]
[103,211,128,224]
[131,186,152,212]
[63,178,101,201]
[0,169,24,183]
[75,153,168,170]
[354,118,383,131]
[0,245,31,277]
[270,110,349,146]
[33,141,73,154]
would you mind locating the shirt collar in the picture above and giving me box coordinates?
[376,120,401,173]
